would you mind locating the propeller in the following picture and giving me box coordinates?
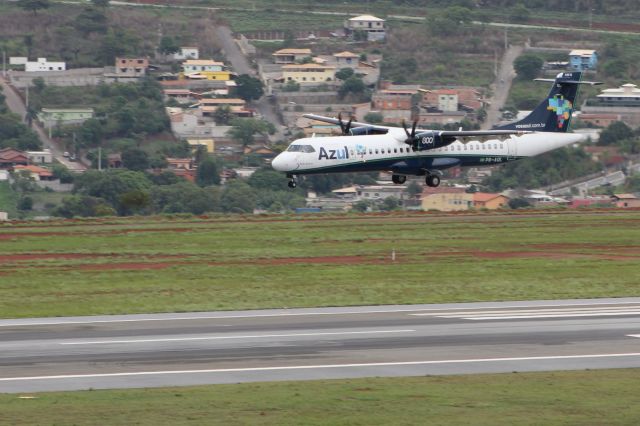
[338,112,353,135]
[402,120,419,150]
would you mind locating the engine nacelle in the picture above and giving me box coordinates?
[412,131,456,151]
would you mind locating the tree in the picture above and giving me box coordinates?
[508,198,531,209]
[514,54,543,80]
[338,76,366,100]
[74,6,108,36]
[196,157,220,187]
[380,196,400,211]
[213,105,233,125]
[510,3,531,22]
[17,0,50,15]
[158,35,180,56]
[364,112,384,124]
[92,0,110,7]
[335,68,355,81]
[18,196,33,211]
[598,121,634,145]
[118,190,150,215]
[248,168,285,190]
[234,74,264,102]
[122,148,150,171]
[220,180,257,213]
[227,118,275,147]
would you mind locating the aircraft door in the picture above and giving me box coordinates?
[507,138,517,160]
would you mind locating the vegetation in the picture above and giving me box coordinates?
[3,369,640,425]
[0,88,42,151]
[0,211,639,318]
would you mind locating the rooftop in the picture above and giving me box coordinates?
[183,60,225,66]
[349,14,385,22]
[569,49,597,56]
[273,48,312,55]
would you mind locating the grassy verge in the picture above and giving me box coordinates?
[1,211,639,318]
[2,369,640,425]
[0,182,18,218]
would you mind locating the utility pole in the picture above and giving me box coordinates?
[98,147,102,171]
[2,50,6,78]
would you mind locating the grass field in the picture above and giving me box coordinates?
[1,210,639,319]
[2,369,640,425]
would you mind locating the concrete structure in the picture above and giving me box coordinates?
[436,90,459,112]
[373,89,416,111]
[333,51,360,69]
[356,185,409,205]
[115,58,149,77]
[25,58,66,72]
[38,108,94,126]
[181,60,231,81]
[282,63,336,84]
[569,49,597,71]
[187,139,215,153]
[421,187,473,211]
[26,150,53,164]
[611,193,640,208]
[9,68,105,88]
[171,47,200,61]
[345,15,386,41]
[596,83,640,107]
[272,49,312,64]
[9,57,27,66]
[0,212,7,221]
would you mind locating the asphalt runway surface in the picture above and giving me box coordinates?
[2,297,640,393]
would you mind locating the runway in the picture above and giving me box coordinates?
[2,297,640,393]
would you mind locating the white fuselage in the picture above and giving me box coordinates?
[272,129,584,175]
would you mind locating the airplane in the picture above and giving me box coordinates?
[272,72,601,188]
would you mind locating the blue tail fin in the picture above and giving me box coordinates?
[497,72,585,133]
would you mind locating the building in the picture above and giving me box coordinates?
[345,15,386,41]
[25,58,66,72]
[171,47,200,61]
[13,165,54,181]
[611,193,640,208]
[423,87,485,112]
[187,139,215,153]
[38,108,94,126]
[181,60,231,81]
[272,48,313,64]
[473,192,509,210]
[578,113,622,127]
[115,57,149,77]
[163,89,199,103]
[569,49,597,71]
[595,83,640,107]
[356,184,409,205]
[421,187,473,211]
[26,150,53,164]
[373,89,416,111]
[282,63,336,84]
[333,51,360,69]
[0,148,29,169]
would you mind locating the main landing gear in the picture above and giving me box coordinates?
[392,174,407,184]
[287,174,298,189]
[425,174,440,187]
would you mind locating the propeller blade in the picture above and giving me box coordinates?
[411,120,417,139]
[345,118,353,134]
[402,120,411,139]
[338,112,345,134]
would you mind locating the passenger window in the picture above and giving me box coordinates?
[375,149,379,154]
[394,148,397,153]
[369,149,372,155]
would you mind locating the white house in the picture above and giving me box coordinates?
[172,47,200,61]
[27,150,53,164]
[345,15,386,41]
[25,58,66,72]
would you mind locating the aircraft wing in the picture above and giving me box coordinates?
[303,114,529,138]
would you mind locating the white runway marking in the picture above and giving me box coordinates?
[418,305,640,320]
[60,329,416,345]
[2,300,640,327]
[3,352,640,382]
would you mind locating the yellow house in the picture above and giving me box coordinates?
[181,60,231,81]
[421,187,473,211]
[282,63,336,84]
[187,139,215,153]
[473,192,509,210]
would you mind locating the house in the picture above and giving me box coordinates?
[181,60,231,80]
[13,165,55,181]
[421,187,473,211]
[26,150,53,164]
[244,145,276,158]
[163,89,199,103]
[282,63,336,84]
[198,98,253,119]
[569,49,597,71]
[423,87,485,112]
[187,139,215,154]
[611,193,640,208]
[171,47,199,61]
[356,184,409,205]
[373,89,416,111]
[596,83,640,107]
[345,15,386,41]
[115,57,149,77]
[38,108,94,126]
[25,58,66,72]
[0,148,29,169]
[473,192,509,210]
[333,51,360,69]
[569,196,612,208]
[166,158,196,182]
[272,48,313,64]
[108,153,122,169]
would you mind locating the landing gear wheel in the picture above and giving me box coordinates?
[392,174,407,184]
[426,174,440,187]
[288,180,297,189]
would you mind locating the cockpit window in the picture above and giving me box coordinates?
[287,144,316,153]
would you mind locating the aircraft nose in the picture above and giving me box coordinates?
[272,153,288,172]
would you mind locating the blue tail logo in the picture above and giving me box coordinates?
[547,95,573,130]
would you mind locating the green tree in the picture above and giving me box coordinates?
[17,196,33,211]
[335,68,355,81]
[364,112,384,124]
[17,0,50,15]
[32,77,46,93]
[118,190,150,215]
[73,169,152,213]
[514,54,543,80]
[220,180,257,213]
[510,3,531,22]
[247,168,285,190]
[281,80,300,92]
[213,105,233,125]
[235,75,264,102]
[598,121,634,145]
[380,196,400,211]
[74,6,108,36]
[122,148,150,171]
[158,35,180,56]
[227,118,275,147]
[92,0,110,7]
[338,76,366,100]
[196,157,220,187]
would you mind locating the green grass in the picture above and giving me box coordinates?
[0,182,18,218]
[1,211,639,318]
[2,369,640,425]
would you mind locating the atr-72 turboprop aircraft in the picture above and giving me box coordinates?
[272,72,600,188]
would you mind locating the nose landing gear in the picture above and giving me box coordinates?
[287,174,298,189]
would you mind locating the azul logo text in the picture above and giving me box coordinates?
[318,146,350,160]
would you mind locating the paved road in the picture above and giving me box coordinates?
[0,76,86,172]
[2,297,640,393]
[483,45,523,129]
